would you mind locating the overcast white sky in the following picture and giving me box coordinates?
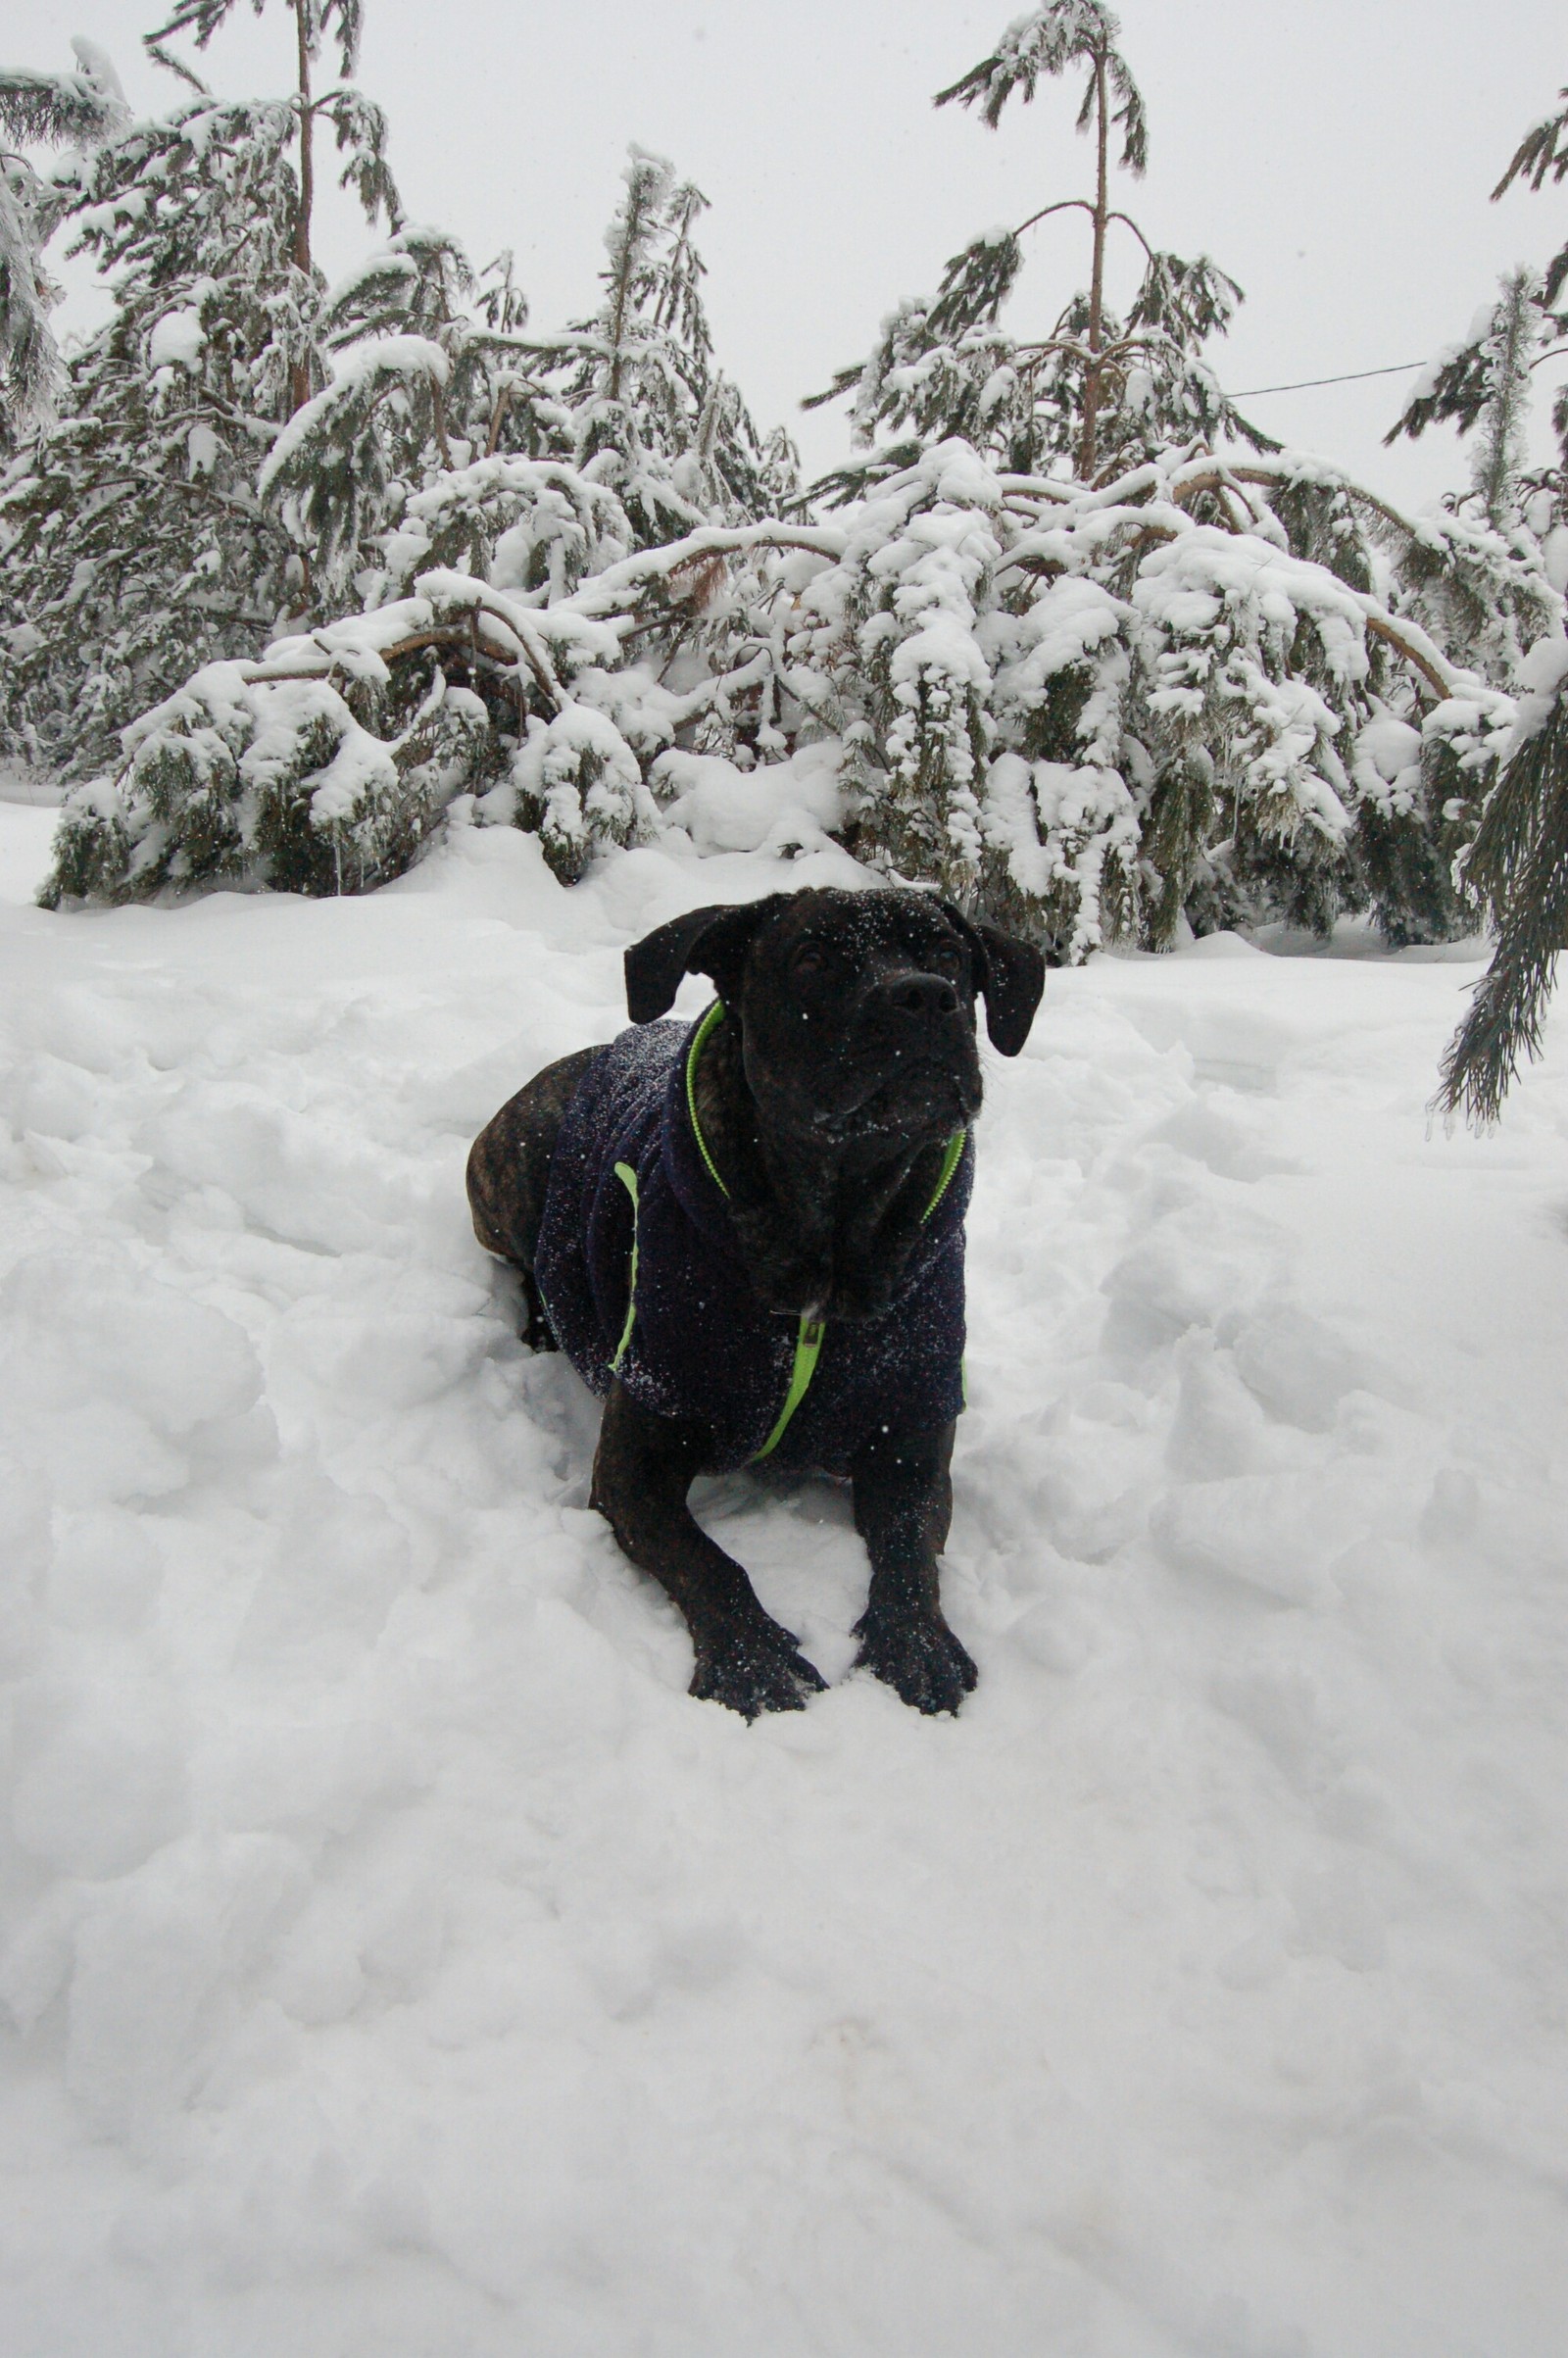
[10,0,1568,509]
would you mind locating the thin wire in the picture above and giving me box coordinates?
[1231,362,1426,397]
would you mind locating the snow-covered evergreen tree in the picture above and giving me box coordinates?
[0,3,401,778]
[42,418,1532,954]
[1381,268,1560,700]
[142,1,394,417]
[787,4,1544,952]
[246,143,796,609]
[773,438,1533,957]
[0,42,127,449]
[33,138,805,903]
[0,92,391,778]
[27,7,1554,978]
[509,148,787,540]
[258,224,467,608]
[1413,85,1568,1120]
[808,2,1267,500]
[1469,270,1541,529]
[1387,86,1568,588]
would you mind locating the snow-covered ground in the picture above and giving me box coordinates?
[2,799,1567,2358]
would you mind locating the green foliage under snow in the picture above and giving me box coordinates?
[36,434,1538,973]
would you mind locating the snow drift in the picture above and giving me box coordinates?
[1,799,1567,2355]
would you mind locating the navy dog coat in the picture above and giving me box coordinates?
[533,1004,971,1474]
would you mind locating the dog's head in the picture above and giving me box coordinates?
[624,888,1045,1149]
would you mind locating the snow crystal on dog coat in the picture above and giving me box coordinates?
[533,1006,970,1474]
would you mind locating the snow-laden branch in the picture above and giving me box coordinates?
[257,335,450,498]
[990,447,1540,703]
[562,520,849,617]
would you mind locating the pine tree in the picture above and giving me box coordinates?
[517,148,783,542]
[1386,85,1568,621]
[0,2,400,778]
[1470,270,1541,528]
[33,144,803,904]
[792,4,1540,954]
[0,96,310,777]
[1381,268,1557,701]
[141,1,394,415]
[250,145,793,614]
[258,224,466,608]
[808,1,1269,500]
[1388,83,1568,1119]
[0,42,127,449]
[31,12,1549,967]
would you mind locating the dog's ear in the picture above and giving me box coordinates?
[939,903,1046,1056]
[624,898,784,1023]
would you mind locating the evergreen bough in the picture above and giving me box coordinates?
[1437,647,1568,1123]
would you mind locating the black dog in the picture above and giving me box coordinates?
[466,888,1044,1718]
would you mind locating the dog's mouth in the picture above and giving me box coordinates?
[808,1053,979,1140]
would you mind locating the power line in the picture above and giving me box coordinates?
[1232,361,1426,398]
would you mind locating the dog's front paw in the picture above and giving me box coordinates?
[854,1606,977,1716]
[690,1614,827,1719]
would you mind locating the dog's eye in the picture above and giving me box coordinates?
[791,943,830,976]
[927,945,963,976]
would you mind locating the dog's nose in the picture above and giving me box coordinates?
[879,973,960,1022]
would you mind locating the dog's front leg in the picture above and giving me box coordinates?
[851,1419,977,1715]
[591,1382,827,1718]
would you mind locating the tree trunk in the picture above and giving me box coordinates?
[606,169,656,409]
[606,218,634,408]
[288,0,315,417]
[1076,48,1109,482]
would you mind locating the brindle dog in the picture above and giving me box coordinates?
[466,888,1044,1718]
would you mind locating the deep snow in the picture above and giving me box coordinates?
[1,800,1567,2357]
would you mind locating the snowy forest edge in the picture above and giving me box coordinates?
[7,2,1568,1119]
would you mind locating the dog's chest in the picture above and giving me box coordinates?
[533,1018,971,1475]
